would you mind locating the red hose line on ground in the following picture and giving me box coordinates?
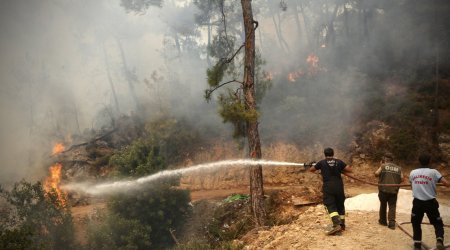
[343,173,411,187]
[341,172,448,249]
[342,173,445,187]
[397,222,450,250]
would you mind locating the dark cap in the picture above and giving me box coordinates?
[324,148,334,157]
[384,152,394,161]
[418,153,431,166]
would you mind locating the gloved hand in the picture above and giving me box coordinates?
[304,161,316,169]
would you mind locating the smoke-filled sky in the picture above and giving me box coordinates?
[0,0,446,183]
[0,0,189,182]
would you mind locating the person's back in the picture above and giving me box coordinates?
[375,154,403,229]
[309,147,352,235]
[409,153,449,250]
[378,162,402,193]
[410,167,442,201]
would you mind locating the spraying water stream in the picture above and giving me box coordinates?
[62,159,305,196]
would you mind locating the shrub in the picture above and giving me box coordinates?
[109,138,165,177]
[0,181,75,250]
[442,117,450,132]
[86,212,152,250]
[388,128,419,160]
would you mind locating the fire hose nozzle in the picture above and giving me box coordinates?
[303,161,316,169]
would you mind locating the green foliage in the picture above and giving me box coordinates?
[388,128,419,161]
[96,117,195,249]
[0,180,75,250]
[0,226,37,250]
[223,194,249,203]
[443,117,450,132]
[145,117,203,165]
[110,117,202,176]
[110,138,165,177]
[218,91,259,138]
[105,182,191,250]
[207,63,227,87]
[86,212,152,250]
[206,199,252,246]
[120,0,163,13]
[173,240,211,250]
[254,54,272,104]
[202,0,272,139]
[208,32,236,60]
[216,241,244,250]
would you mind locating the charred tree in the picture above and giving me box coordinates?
[241,0,266,226]
[102,44,120,114]
[272,12,290,53]
[116,38,142,113]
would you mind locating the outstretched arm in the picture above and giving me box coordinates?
[439,177,450,187]
[343,165,352,173]
[374,166,382,177]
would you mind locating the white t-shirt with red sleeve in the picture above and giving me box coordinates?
[409,167,443,201]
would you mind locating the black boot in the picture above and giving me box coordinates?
[325,216,342,235]
[414,242,422,250]
[388,221,395,230]
[340,219,346,231]
[378,219,387,226]
[436,238,444,250]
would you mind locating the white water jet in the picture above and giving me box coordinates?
[62,159,304,196]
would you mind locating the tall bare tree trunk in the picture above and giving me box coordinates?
[432,47,440,146]
[272,13,290,53]
[432,0,440,148]
[102,44,120,114]
[116,38,142,113]
[325,3,340,47]
[343,2,350,38]
[293,1,303,44]
[241,0,266,226]
[298,2,311,49]
[432,1,441,152]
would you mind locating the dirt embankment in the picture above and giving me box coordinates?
[181,164,450,250]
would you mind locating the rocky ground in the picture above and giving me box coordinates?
[181,174,450,250]
[239,188,450,250]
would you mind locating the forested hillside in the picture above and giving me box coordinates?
[1,1,450,249]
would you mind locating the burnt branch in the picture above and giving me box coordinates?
[205,79,243,100]
[58,129,117,155]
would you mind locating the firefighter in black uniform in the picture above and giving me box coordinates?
[309,147,352,235]
[374,153,403,229]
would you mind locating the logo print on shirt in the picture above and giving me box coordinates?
[412,175,432,185]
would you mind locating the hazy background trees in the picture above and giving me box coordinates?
[1,0,449,196]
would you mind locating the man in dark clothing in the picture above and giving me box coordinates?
[374,153,403,229]
[309,147,352,235]
[409,153,449,250]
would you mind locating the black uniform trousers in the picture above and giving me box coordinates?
[323,180,345,218]
[378,191,398,223]
[411,198,444,242]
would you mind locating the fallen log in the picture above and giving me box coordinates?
[51,129,117,156]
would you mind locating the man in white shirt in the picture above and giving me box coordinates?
[409,153,449,250]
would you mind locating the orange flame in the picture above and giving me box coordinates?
[287,69,305,82]
[286,54,321,82]
[44,163,66,206]
[263,71,273,81]
[306,54,319,68]
[52,143,65,155]
[306,54,320,75]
